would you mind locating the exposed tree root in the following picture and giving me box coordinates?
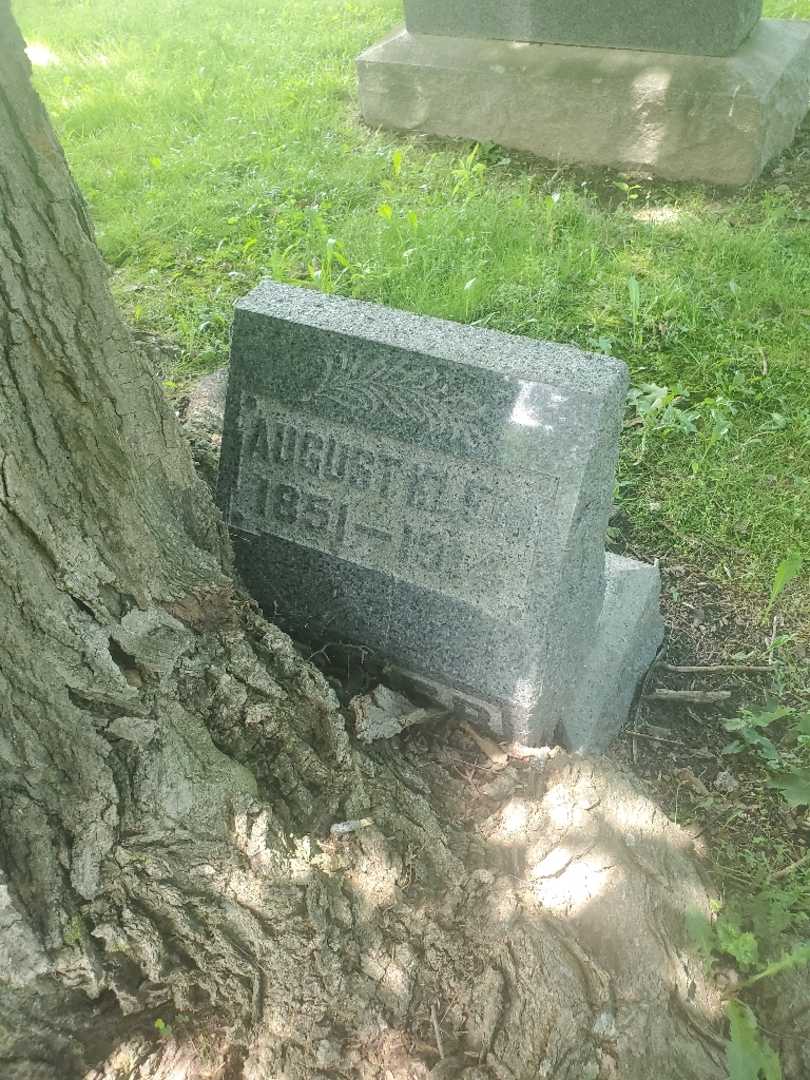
[3,601,730,1080]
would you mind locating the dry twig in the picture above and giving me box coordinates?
[772,849,810,881]
[646,689,732,705]
[629,729,684,747]
[658,663,772,675]
[460,722,509,768]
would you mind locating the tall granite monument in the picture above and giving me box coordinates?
[357,1,810,185]
[218,283,664,751]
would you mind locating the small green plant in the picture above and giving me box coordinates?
[700,395,738,449]
[308,235,349,294]
[726,1000,781,1080]
[768,767,810,809]
[716,915,760,972]
[722,704,793,767]
[737,941,810,990]
[627,382,697,458]
[626,378,740,469]
[627,274,642,347]
[451,143,487,198]
[689,904,810,1080]
[588,334,614,355]
[766,550,803,615]
[154,1017,173,1038]
[613,179,642,203]
[63,913,84,947]
[722,704,810,808]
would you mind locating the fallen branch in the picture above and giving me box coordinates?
[645,690,732,705]
[658,663,772,675]
[628,729,683,746]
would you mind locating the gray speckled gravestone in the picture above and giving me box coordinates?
[404,0,762,57]
[357,2,810,186]
[218,282,664,751]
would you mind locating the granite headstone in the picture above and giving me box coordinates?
[404,0,763,58]
[218,282,664,750]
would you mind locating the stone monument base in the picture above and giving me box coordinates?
[357,19,810,186]
[565,554,664,754]
[392,553,664,754]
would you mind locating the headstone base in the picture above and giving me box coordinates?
[564,554,664,754]
[357,19,810,186]
[392,553,664,752]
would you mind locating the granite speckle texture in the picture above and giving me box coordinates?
[404,0,763,58]
[566,554,664,753]
[358,19,810,187]
[219,282,663,748]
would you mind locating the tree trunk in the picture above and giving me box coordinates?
[0,7,728,1077]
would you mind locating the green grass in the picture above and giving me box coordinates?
[13,0,810,620]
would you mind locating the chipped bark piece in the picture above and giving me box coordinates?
[350,684,433,742]
[330,818,374,836]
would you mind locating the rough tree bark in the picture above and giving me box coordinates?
[0,6,729,1078]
